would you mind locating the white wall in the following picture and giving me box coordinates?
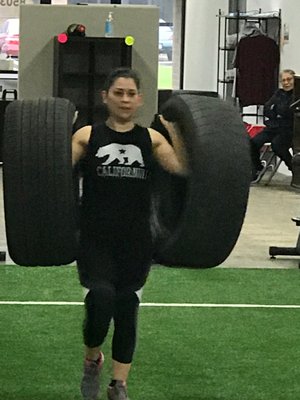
[183,0,227,91]
[247,0,300,74]
[183,0,300,91]
[247,0,280,12]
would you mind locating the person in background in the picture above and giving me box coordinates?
[250,69,295,182]
[72,67,188,400]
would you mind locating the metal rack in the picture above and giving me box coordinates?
[216,9,281,122]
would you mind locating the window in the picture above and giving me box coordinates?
[0,18,19,59]
[66,0,176,89]
[123,0,174,89]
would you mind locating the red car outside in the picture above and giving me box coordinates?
[0,19,19,58]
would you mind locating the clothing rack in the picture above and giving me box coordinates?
[217,9,281,123]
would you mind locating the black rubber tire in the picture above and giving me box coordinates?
[3,97,77,266]
[172,89,219,98]
[151,94,251,268]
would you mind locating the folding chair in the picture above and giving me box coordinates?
[255,142,283,185]
[245,123,285,185]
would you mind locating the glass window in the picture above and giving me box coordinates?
[158,17,173,89]
[66,0,176,89]
[0,18,20,59]
[123,0,174,89]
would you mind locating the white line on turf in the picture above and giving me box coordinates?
[0,301,300,309]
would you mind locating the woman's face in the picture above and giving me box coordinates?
[102,77,142,122]
[281,72,295,92]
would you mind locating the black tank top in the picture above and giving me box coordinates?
[80,123,153,234]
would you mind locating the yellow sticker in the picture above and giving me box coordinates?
[125,36,135,46]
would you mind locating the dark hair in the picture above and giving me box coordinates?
[102,67,141,92]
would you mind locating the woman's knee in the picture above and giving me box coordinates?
[83,282,117,348]
[88,282,116,306]
[271,137,292,155]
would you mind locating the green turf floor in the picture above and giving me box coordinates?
[1,265,300,399]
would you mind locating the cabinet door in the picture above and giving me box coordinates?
[53,37,132,128]
[92,38,132,125]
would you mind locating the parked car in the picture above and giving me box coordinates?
[159,19,173,61]
[0,19,19,58]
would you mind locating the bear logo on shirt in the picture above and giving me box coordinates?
[95,143,147,180]
[95,143,145,167]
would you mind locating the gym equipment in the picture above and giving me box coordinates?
[57,24,86,44]
[291,152,300,188]
[3,97,78,266]
[3,95,251,267]
[151,93,251,267]
[269,217,300,259]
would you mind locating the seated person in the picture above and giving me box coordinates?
[250,69,295,182]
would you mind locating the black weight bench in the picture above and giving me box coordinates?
[0,251,6,262]
[269,217,300,260]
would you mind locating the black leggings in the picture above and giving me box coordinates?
[250,126,293,171]
[83,282,140,364]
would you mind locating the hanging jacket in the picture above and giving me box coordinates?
[234,34,280,106]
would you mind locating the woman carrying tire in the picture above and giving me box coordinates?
[72,67,188,400]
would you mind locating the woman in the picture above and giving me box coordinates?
[250,69,295,182]
[72,67,188,400]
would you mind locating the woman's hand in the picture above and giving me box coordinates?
[148,116,189,176]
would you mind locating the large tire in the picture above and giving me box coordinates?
[172,89,219,98]
[3,97,77,266]
[151,94,251,268]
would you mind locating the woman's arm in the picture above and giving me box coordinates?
[72,125,92,166]
[264,91,279,121]
[148,116,189,176]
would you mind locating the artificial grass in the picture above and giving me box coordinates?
[1,265,300,399]
[0,305,83,400]
[1,264,300,304]
[133,307,300,400]
[0,264,82,302]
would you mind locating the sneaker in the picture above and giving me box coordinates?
[251,169,263,184]
[81,352,104,400]
[107,380,129,400]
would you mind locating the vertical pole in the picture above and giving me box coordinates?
[217,9,221,96]
[226,0,246,103]
[179,0,186,89]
